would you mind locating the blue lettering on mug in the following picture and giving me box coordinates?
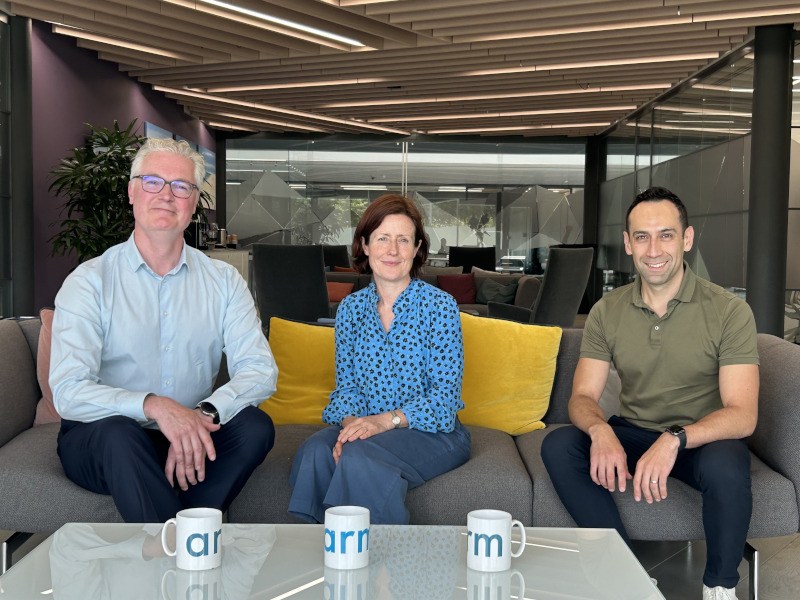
[324,528,370,554]
[186,529,222,557]
[467,530,503,557]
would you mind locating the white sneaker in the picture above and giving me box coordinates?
[702,584,738,600]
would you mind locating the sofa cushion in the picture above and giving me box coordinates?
[35,308,61,426]
[229,424,534,526]
[229,423,324,524]
[0,423,122,532]
[437,273,477,304]
[458,313,562,435]
[407,425,533,525]
[326,282,353,303]
[259,318,333,425]
[476,278,518,304]
[0,320,39,447]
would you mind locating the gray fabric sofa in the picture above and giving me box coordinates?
[326,271,541,316]
[1,318,799,553]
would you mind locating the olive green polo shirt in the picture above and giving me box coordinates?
[581,264,759,432]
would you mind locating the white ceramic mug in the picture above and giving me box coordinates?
[466,568,526,600]
[322,565,370,600]
[161,566,222,600]
[161,507,223,571]
[466,509,526,572]
[324,506,370,570]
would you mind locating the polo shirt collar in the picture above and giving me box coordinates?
[631,261,696,308]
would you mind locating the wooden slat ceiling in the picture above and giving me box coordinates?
[8,0,800,137]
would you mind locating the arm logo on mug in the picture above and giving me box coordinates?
[161,507,223,571]
[466,509,526,572]
[323,506,370,570]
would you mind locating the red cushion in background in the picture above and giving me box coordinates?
[437,273,477,304]
[327,281,354,302]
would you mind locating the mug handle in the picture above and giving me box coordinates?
[510,520,526,558]
[161,518,177,557]
[510,569,526,598]
[161,569,175,600]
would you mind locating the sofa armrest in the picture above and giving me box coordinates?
[749,333,800,514]
[0,320,40,446]
[486,302,532,323]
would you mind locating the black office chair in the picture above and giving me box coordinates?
[448,246,496,274]
[488,247,594,327]
[252,244,331,334]
[322,244,351,270]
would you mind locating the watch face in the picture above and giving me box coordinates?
[668,424,685,435]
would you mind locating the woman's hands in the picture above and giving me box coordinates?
[333,413,398,464]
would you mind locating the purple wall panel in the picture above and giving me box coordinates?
[31,21,215,310]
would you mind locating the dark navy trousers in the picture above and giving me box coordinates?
[288,421,471,525]
[541,416,752,589]
[57,405,274,522]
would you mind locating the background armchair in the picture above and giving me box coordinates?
[488,247,594,327]
[448,246,496,273]
[322,244,351,270]
[252,244,330,334]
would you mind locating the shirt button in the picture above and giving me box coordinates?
[162,311,168,316]
[654,326,660,331]
[165,379,172,386]
[164,345,171,351]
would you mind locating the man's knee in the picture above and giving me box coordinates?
[696,440,751,490]
[226,406,276,458]
[541,426,587,469]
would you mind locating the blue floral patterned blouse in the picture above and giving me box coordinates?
[322,278,464,433]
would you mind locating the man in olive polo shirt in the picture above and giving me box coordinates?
[542,187,759,600]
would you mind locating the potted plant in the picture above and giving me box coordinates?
[49,119,209,263]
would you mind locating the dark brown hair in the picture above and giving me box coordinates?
[352,194,429,279]
[626,187,689,232]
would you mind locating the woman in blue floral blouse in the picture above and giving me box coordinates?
[288,194,471,524]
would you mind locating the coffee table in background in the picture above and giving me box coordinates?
[0,523,663,599]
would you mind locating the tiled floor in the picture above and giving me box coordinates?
[632,534,800,599]
[5,529,799,598]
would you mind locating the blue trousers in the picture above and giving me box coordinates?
[541,416,752,589]
[57,405,274,522]
[288,421,471,524]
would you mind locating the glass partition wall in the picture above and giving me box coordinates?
[598,52,756,293]
[224,137,586,272]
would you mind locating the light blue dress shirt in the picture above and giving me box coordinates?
[50,235,277,426]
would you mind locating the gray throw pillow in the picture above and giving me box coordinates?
[476,279,518,304]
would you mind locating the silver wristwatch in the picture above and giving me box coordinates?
[390,410,401,429]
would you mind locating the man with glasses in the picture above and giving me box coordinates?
[51,138,277,522]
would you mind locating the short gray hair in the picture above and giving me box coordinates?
[130,138,206,187]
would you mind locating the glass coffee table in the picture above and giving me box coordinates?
[0,523,663,599]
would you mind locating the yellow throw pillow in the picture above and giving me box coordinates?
[459,313,562,435]
[259,317,335,425]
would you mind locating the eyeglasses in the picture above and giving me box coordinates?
[132,175,198,199]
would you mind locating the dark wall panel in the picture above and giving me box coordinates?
[31,21,215,310]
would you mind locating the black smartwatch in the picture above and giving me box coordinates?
[666,424,687,450]
[197,401,220,425]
